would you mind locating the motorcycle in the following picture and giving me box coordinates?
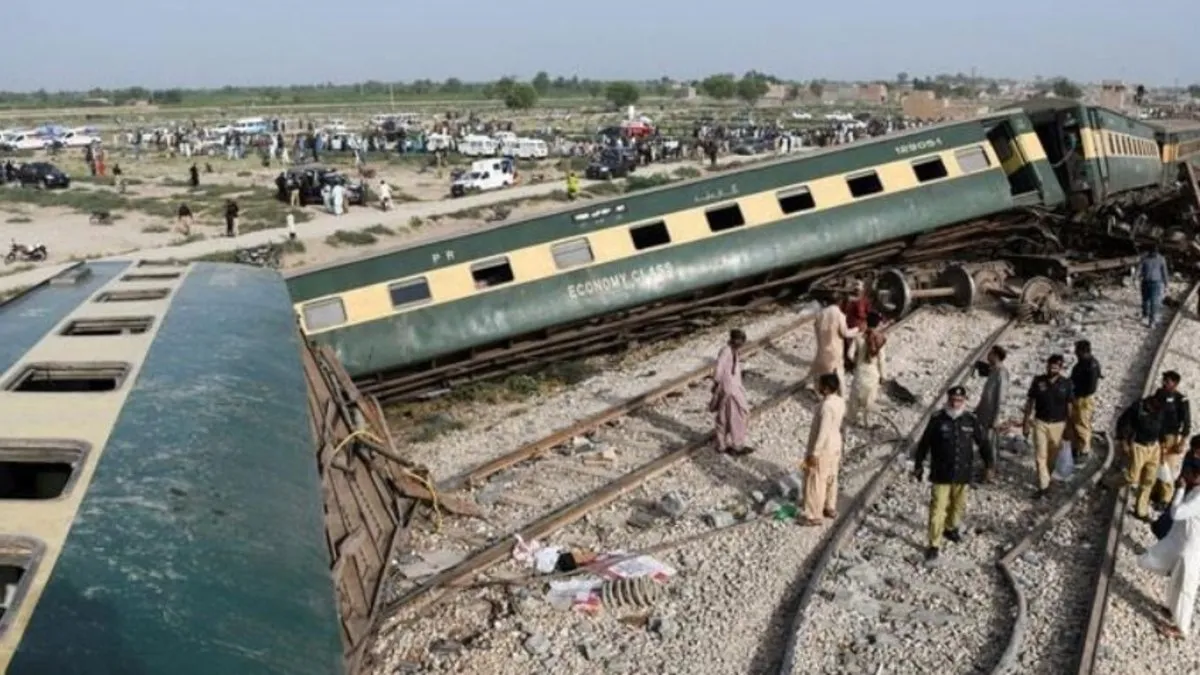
[5,240,48,264]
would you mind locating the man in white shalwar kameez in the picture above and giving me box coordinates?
[807,295,858,396]
[1139,457,1200,639]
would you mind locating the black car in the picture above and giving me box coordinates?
[275,166,365,206]
[584,149,637,180]
[16,162,70,189]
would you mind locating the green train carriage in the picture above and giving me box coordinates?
[1149,118,1200,181]
[0,262,343,674]
[1006,98,1165,208]
[287,110,1066,396]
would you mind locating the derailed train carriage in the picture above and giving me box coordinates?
[0,262,404,674]
[287,98,1200,402]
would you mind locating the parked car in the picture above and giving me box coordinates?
[450,158,515,197]
[584,148,637,180]
[50,129,101,149]
[0,133,48,152]
[275,166,365,206]
[17,162,70,189]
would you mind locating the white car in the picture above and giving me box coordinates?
[54,130,101,148]
[0,133,49,151]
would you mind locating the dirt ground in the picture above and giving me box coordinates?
[0,147,589,270]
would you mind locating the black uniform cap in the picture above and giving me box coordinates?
[947,385,967,398]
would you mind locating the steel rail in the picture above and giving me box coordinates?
[775,316,1018,675]
[1073,280,1200,675]
[436,312,821,492]
[381,306,932,622]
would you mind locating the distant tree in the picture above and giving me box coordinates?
[1050,78,1082,99]
[503,83,539,110]
[699,74,737,100]
[785,84,801,101]
[155,88,184,104]
[1189,84,1200,99]
[532,71,551,95]
[585,81,604,98]
[986,81,1001,96]
[736,73,770,105]
[604,81,641,108]
[1134,84,1147,105]
[808,80,824,98]
[896,72,909,85]
[441,78,463,94]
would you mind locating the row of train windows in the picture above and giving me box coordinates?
[1106,134,1157,158]
[301,145,993,331]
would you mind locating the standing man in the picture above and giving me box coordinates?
[973,345,1008,480]
[841,281,871,371]
[913,386,993,564]
[800,373,845,526]
[1116,393,1166,520]
[223,199,239,238]
[1138,456,1200,640]
[1024,354,1075,498]
[1154,371,1191,504]
[848,312,887,428]
[1070,340,1103,459]
[1137,244,1169,327]
[808,294,859,396]
[710,329,752,456]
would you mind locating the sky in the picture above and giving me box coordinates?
[5,0,1198,92]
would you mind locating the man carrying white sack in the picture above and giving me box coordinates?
[1139,455,1200,639]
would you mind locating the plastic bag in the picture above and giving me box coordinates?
[1053,441,1075,481]
[1158,462,1177,484]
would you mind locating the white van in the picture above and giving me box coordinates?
[512,138,548,159]
[450,159,515,197]
[459,134,498,157]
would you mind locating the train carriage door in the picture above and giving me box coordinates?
[1087,108,1110,199]
[985,121,1039,199]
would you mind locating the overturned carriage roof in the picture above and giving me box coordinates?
[0,261,342,674]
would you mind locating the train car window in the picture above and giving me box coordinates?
[302,297,347,331]
[846,171,884,198]
[0,441,88,500]
[122,272,182,281]
[1106,135,1115,154]
[388,278,432,309]
[705,204,746,232]
[95,288,170,302]
[551,238,595,270]
[911,157,948,183]
[954,146,991,174]
[0,536,39,632]
[777,187,816,214]
[61,317,154,336]
[629,221,671,250]
[470,257,515,289]
[5,362,130,393]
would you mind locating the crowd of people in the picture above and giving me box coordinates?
[708,281,1200,639]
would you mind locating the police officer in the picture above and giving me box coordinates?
[1024,354,1075,498]
[912,385,993,564]
[1154,371,1192,505]
[1069,340,1102,459]
[1116,393,1166,520]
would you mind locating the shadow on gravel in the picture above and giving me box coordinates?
[1109,572,1160,626]
[763,343,813,371]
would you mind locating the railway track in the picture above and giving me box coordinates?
[1077,281,1200,675]
[368,304,1013,674]
[773,282,1193,675]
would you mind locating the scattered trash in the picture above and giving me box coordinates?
[648,615,679,639]
[627,509,659,529]
[884,379,919,406]
[524,633,551,657]
[772,503,798,522]
[776,472,804,499]
[704,510,736,528]
[658,492,687,518]
[749,490,766,504]
[601,576,663,609]
[1052,441,1075,481]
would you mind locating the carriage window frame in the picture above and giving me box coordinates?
[470,256,516,289]
[845,170,884,198]
[302,297,347,331]
[628,221,671,251]
[4,362,131,393]
[704,203,746,233]
[954,146,991,174]
[777,186,816,214]
[550,238,595,270]
[387,277,432,309]
[0,536,43,639]
[0,439,90,501]
[911,156,949,183]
